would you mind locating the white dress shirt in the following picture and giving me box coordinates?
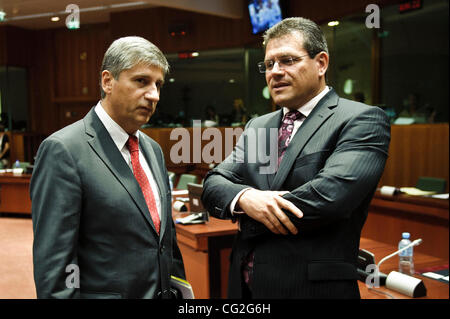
[230,86,330,215]
[95,101,161,219]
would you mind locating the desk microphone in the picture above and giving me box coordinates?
[377,238,427,297]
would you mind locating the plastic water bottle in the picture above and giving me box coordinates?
[398,232,414,275]
[14,160,20,168]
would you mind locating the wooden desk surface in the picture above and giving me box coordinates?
[373,191,448,209]
[174,215,448,299]
[174,213,238,238]
[173,212,237,251]
[371,191,449,220]
[0,173,32,214]
[358,238,449,299]
[365,191,449,260]
[0,172,32,183]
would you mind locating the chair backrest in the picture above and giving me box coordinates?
[176,174,198,190]
[416,176,446,193]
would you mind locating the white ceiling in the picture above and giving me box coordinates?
[0,0,244,29]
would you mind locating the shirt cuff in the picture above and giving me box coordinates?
[230,187,252,215]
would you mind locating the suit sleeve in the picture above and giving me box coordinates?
[30,137,82,298]
[283,106,390,231]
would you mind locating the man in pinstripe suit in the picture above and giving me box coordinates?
[202,17,390,298]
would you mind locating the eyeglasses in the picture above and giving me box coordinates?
[257,54,310,73]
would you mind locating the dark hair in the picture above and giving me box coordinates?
[263,17,329,58]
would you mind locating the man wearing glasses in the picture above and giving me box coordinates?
[202,17,390,298]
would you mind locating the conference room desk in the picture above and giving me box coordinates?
[358,237,448,299]
[363,191,449,260]
[174,212,238,299]
[174,215,448,299]
[0,173,32,214]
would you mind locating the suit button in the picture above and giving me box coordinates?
[159,245,165,254]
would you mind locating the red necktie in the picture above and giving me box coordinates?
[126,135,160,235]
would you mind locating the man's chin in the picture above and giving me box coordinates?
[273,97,294,109]
[134,115,151,129]
[138,118,151,127]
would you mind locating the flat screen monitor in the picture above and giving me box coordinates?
[248,0,284,34]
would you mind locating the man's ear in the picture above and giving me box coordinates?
[315,51,329,77]
[101,70,114,95]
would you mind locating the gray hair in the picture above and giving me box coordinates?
[100,36,169,98]
[263,17,328,58]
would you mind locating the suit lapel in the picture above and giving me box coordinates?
[83,108,158,234]
[139,136,167,242]
[270,89,339,191]
[264,110,283,188]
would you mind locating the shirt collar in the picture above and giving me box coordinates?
[94,101,139,151]
[283,86,330,118]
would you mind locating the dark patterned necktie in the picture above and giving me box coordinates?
[242,111,304,292]
[126,135,160,235]
[278,110,304,166]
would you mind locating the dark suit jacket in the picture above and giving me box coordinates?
[201,89,390,298]
[30,107,185,299]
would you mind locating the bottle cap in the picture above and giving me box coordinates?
[402,232,410,239]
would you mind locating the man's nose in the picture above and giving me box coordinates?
[271,61,284,74]
[144,84,160,101]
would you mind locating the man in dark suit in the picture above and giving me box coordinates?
[31,36,185,299]
[201,17,390,298]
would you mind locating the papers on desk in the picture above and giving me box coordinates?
[400,187,449,199]
[430,193,449,199]
[393,117,415,125]
[0,168,23,174]
[175,213,206,225]
[421,269,449,284]
[172,190,189,196]
[399,187,436,196]
[379,186,448,199]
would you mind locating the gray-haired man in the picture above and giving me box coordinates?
[31,36,185,299]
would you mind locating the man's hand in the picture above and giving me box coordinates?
[237,189,303,235]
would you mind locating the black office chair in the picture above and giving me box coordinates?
[176,174,198,190]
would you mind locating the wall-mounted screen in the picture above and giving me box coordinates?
[248,0,284,34]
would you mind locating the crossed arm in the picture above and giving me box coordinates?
[202,106,390,236]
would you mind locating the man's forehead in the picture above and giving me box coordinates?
[124,63,164,78]
[265,32,305,53]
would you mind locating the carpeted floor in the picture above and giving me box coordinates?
[0,216,36,299]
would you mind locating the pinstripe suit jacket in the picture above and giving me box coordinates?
[201,88,390,298]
